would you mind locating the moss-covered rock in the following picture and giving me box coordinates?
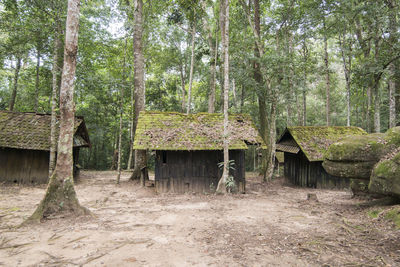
[369,150,400,197]
[350,178,370,195]
[325,133,386,162]
[384,126,400,147]
[322,159,375,179]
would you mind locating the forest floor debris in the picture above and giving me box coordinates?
[0,171,399,266]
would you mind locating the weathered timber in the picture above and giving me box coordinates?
[154,150,245,194]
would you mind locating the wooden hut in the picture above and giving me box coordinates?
[276,126,366,189]
[133,111,265,193]
[0,111,90,184]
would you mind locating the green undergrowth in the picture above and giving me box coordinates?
[368,206,400,229]
[384,207,400,228]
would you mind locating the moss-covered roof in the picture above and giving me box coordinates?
[0,111,91,151]
[276,126,367,162]
[133,111,265,150]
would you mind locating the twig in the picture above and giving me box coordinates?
[0,242,32,250]
[66,235,88,244]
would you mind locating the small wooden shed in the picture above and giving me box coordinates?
[276,126,366,189]
[0,111,91,184]
[133,111,265,193]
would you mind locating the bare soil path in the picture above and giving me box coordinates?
[0,171,399,266]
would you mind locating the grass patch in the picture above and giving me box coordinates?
[367,209,382,219]
[384,207,400,228]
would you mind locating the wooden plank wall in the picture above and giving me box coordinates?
[0,148,49,184]
[155,150,245,193]
[284,152,349,189]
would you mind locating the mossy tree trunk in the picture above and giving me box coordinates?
[26,0,89,224]
[216,0,229,194]
[130,0,147,182]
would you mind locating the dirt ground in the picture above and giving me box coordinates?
[1,171,399,267]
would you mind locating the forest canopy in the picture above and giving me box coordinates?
[0,0,399,172]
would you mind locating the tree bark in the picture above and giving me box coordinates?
[387,0,398,127]
[323,20,330,126]
[127,75,134,170]
[374,85,380,132]
[34,45,41,113]
[373,35,381,133]
[26,0,89,224]
[186,23,196,114]
[216,0,229,194]
[130,0,147,182]
[389,63,396,128]
[201,0,216,113]
[49,22,62,177]
[339,33,351,126]
[179,62,186,113]
[9,57,21,111]
[117,39,127,184]
[265,99,276,181]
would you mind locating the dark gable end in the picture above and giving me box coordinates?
[0,111,90,151]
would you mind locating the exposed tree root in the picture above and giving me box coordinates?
[21,174,91,226]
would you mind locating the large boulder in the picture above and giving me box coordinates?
[323,133,387,179]
[324,133,386,162]
[323,127,400,196]
[369,149,400,198]
[323,160,375,179]
[384,126,400,147]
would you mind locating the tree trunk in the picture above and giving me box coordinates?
[367,85,372,132]
[302,40,308,126]
[127,77,134,170]
[240,84,244,113]
[186,23,196,114]
[117,39,127,184]
[26,0,89,224]
[130,0,146,182]
[216,0,229,194]
[323,22,331,126]
[387,0,398,127]
[179,62,186,113]
[302,88,306,126]
[201,0,216,114]
[9,57,21,111]
[34,46,41,113]
[49,22,62,177]
[373,84,381,133]
[265,98,276,181]
[389,76,396,128]
[339,34,351,126]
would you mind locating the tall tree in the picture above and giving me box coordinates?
[130,0,147,183]
[26,0,89,223]
[216,0,229,194]
[323,18,331,126]
[386,0,398,128]
[186,22,196,114]
[8,57,21,111]
[201,0,217,113]
[49,19,63,177]
[117,38,127,184]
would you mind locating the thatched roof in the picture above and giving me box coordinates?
[276,126,367,162]
[0,111,90,151]
[133,111,265,151]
